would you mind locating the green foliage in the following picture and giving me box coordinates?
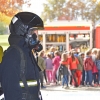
[65,0,86,20]
[41,0,66,22]
[0,35,9,51]
[41,0,100,24]
[0,13,11,25]
[0,22,6,35]
[83,0,98,24]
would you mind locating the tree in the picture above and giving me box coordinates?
[0,22,6,35]
[41,0,100,24]
[83,0,97,24]
[0,0,30,26]
[65,0,100,24]
[0,0,30,17]
[0,13,11,25]
[41,0,86,22]
[41,0,66,22]
[64,0,86,20]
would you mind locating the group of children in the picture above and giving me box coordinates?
[41,47,100,89]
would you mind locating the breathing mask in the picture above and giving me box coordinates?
[25,27,43,52]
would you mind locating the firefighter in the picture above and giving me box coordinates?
[0,12,44,100]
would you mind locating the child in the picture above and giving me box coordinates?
[84,49,94,87]
[45,53,53,84]
[60,53,69,89]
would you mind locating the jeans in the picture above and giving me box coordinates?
[93,72,98,84]
[85,70,93,85]
[98,70,100,84]
[62,75,68,86]
[56,69,62,82]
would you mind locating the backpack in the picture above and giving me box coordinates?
[58,64,64,75]
[95,60,100,70]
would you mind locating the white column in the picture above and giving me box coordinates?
[43,32,46,51]
[66,32,69,51]
[90,31,93,49]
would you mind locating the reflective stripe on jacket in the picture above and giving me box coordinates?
[20,80,37,87]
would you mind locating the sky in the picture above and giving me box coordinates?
[23,0,46,16]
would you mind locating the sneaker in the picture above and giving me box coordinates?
[50,82,56,86]
[41,86,46,89]
[81,84,86,87]
[94,84,98,87]
[78,85,82,88]
[87,85,94,87]
[90,85,94,87]
[65,86,70,89]
[46,82,50,85]
[62,86,64,88]
[74,84,79,88]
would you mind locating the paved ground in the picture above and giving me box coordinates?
[1,84,100,100]
[41,85,100,100]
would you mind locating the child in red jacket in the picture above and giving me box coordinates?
[84,49,94,87]
[69,52,79,87]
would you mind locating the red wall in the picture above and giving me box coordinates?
[95,27,100,48]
